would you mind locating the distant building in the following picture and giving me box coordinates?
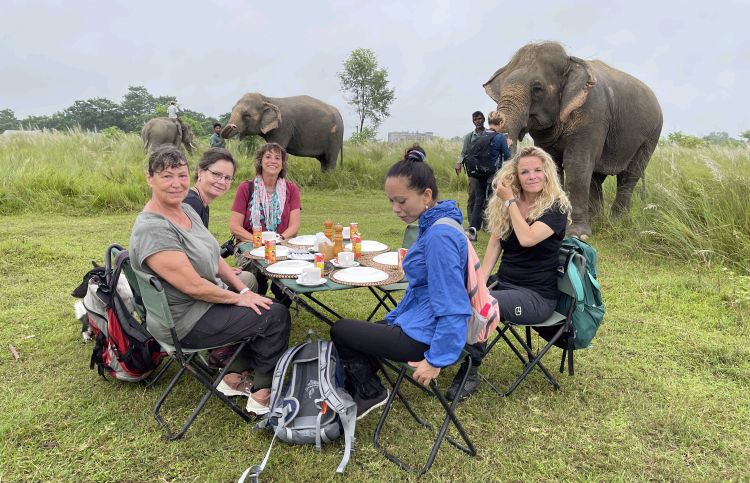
[387,131,435,143]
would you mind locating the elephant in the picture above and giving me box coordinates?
[483,42,663,238]
[221,93,344,171]
[141,117,196,154]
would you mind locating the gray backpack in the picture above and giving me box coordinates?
[239,335,357,482]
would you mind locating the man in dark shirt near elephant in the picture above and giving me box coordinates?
[455,111,486,221]
[210,123,225,148]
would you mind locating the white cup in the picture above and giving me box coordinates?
[262,231,277,243]
[342,226,351,239]
[338,251,355,267]
[300,266,320,284]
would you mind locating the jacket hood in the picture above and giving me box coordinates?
[419,200,463,234]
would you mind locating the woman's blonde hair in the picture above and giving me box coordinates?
[485,146,572,239]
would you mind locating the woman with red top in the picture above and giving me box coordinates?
[230,143,301,301]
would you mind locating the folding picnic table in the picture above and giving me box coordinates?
[237,242,405,327]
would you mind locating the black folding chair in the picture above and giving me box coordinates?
[130,267,254,440]
[366,223,419,321]
[480,247,584,396]
[373,352,477,475]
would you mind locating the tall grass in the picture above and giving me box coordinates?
[597,144,750,275]
[2,131,749,273]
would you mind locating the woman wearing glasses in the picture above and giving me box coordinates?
[184,148,237,228]
[230,143,301,302]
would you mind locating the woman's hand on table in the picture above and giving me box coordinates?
[408,359,441,386]
[236,291,273,314]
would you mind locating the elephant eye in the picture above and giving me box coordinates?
[532,84,545,96]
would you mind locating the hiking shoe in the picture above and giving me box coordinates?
[217,372,253,397]
[246,388,271,416]
[445,363,480,401]
[465,227,478,242]
[355,389,389,420]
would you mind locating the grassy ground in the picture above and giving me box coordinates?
[1,185,749,481]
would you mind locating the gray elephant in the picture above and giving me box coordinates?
[221,93,343,170]
[141,117,196,154]
[483,42,663,238]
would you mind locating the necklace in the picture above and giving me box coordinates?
[193,186,208,206]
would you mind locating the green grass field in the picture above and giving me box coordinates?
[0,135,748,481]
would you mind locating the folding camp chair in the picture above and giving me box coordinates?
[130,267,253,440]
[366,223,419,321]
[480,247,584,397]
[112,247,175,388]
[373,352,476,474]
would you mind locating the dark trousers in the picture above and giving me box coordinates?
[466,176,479,219]
[331,319,429,363]
[181,302,291,377]
[469,175,492,230]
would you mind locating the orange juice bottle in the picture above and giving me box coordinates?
[352,233,362,261]
[265,239,277,264]
[252,225,263,248]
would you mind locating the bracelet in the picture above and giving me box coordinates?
[239,288,250,295]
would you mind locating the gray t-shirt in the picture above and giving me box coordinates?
[129,204,226,341]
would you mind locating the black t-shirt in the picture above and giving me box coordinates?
[497,202,568,300]
[183,189,210,228]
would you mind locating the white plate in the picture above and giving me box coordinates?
[344,240,388,253]
[372,251,399,266]
[331,259,360,268]
[266,260,314,276]
[249,245,290,258]
[287,235,316,246]
[295,277,327,287]
[332,266,389,284]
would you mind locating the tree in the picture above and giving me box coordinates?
[63,98,123,131]
[739,130,750,144]
[338,48,395,135]
[0,109,19,133]
[120,86,157,132]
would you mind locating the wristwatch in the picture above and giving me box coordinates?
[503,198,516,208]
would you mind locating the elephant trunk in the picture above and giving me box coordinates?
[221,123,239,139]
[495,85,530,154]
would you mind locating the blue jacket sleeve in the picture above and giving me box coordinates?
[491,134,512,167]
[422,226,472,367]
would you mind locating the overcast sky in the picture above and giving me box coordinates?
[1,0,748,139]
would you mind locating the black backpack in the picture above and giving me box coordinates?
[464,131,499,178]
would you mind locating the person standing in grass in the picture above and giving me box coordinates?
[130,145,290,415]
[331,151,472,419]
[454,111,486,221]
[209,123,225,148]
[445,145,571,401]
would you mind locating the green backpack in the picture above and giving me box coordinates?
[557,237,605,349]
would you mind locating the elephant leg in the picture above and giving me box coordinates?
[562,147,596,239]
[612,141,655,216]
[589,172,607,218]
[316,154,332,171]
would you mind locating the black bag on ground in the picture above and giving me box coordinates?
[464,131,499,178]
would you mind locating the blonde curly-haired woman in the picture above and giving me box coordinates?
[446,146,572,401]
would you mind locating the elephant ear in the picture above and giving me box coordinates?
[260,102,281,134]
[560,56,597,123]
[483,65,507,103]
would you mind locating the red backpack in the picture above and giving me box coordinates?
[82,244,165,382]
[434,219,501,344]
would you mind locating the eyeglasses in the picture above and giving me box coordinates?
[205,168,234,183]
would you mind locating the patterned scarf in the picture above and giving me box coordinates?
[249,176,287,231]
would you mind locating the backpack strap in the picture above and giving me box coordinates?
[241,342,308,482]
[318,340,357,474]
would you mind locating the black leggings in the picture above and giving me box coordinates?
[181,302,291,378]
[330,319,429,363]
